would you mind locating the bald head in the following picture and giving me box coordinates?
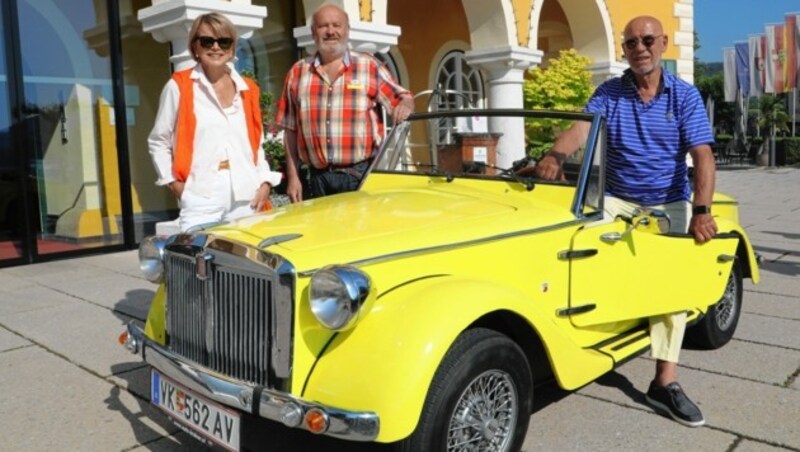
[623,16,664,38]
[622,15,668,78]
[311,3,350,61]
[311,3,350,29]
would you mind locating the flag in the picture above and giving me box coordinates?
[749,34,765,97]
[705,95,715,129]
[735,42,750,97]
[723,47,737,102]
[765,23,786,94]
[786,14,798,90]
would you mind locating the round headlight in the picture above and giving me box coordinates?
[309,266,371,331]
[139,235,169,283]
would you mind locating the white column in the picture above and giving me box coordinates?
[293,20,401,55]
[587,61,627,86]
[137,0,267,70]
[465,46,542,168]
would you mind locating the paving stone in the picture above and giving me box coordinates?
[0,326,30,352]
[745,271,800,298]
[0,271,36,292]
[735,312,800,350]
[522,385,736,451]
[4,260,157,320]
[743,291,800,321]
[579,357,800,449]
[0,284,80,316]
[126,431,196,451]
[79,250,144,279]
[680,339,799,386]
[735,439,796,452]
[0,346,177,450]
[1,302,143,377]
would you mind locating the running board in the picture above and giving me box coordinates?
[590,326,651,365]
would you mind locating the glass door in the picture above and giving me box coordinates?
[7,0,124,261]
[0,1,29,263]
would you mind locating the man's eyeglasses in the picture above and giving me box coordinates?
[195,36,234,50]
[623,34,662,50]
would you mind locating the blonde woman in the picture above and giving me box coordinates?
[148,12,281,232]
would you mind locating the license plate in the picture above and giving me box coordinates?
[151,369,241,451]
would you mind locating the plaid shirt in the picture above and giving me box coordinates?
[276,50,411,168]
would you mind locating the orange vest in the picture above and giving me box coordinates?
[171,68,262,182]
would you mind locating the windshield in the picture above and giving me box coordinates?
[371,110,604,216]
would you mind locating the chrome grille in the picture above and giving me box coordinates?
[165,250,272,386]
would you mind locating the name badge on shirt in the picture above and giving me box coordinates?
[347,79,364,90]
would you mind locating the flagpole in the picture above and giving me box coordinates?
[793,88,797,137]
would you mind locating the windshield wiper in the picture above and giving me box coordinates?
[464,157,536,191]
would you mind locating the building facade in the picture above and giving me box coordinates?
[0,0,693,266]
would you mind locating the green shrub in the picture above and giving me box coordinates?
[523,49,593,159]
[780,137,800,165]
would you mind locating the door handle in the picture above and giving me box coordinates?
[600,232,623,242]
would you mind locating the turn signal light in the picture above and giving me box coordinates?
[304,408,329,434]
[118,331,129,345]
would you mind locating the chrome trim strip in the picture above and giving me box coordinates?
[297,219,589,276]
[258,233,303,248]
[126,322,379,442]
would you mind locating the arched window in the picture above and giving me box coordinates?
[430,51,484,145]
[434,50,484,110]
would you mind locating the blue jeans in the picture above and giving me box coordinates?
[308,159,372,198]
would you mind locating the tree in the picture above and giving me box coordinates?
[753,95,790,137]
[522,49,593,158]
[695,72,735,134]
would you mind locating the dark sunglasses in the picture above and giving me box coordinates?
[623,34,662,50]
[195,36,234,50]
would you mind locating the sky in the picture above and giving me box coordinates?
[694,0,800,62]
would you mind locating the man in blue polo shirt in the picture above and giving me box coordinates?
[536,15,717,427]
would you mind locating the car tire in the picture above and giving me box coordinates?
[396,328,532,452]
[685,260,743,349]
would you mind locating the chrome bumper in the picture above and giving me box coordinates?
[124,322,379,442]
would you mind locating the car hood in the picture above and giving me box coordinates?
[210,185,568,269]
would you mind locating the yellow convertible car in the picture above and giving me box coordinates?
[121,110,759,451]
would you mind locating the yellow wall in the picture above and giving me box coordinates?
[360,0,372,21]
[605,0,681,62]
[513,0,533,47]
[388,0,471,99]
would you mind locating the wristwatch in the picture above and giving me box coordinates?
[692,205,711,216]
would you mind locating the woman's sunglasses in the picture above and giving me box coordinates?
[623,34,662,50]
[195,36,234,50]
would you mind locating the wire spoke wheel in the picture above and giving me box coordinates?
[686,260,743,349]
[715,268,739,331]
[446,370,518,452]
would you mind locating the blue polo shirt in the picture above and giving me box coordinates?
[584,68,714,205]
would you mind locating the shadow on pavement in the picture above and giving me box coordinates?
[591,370,648,408]
[752,243,800,277]
[106,288,195,450]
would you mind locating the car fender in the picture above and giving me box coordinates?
[144,284,167,345]
[301,275,612,443]
[716,217,760,284]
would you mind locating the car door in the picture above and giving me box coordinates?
[566,215,739,328]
